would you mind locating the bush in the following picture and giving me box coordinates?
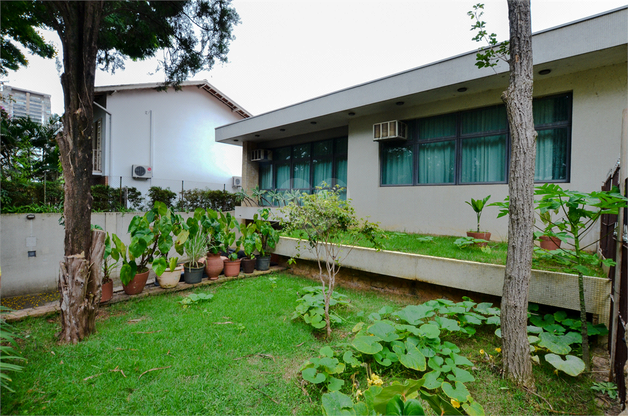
[91,185,143,211]
[148,186,177,209]
[179,188,239,211]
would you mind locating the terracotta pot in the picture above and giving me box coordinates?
[157,266,183,289]
[101,280,113,303]
[184,264,204,284]
[256,255,271,271]
[223,259,241,277]
[241,258,256,274]
[540,235,561,250]
[205,253,224,280]
[123,270,149,295]
[466,231,491,247]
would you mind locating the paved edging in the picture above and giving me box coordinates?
[2,266,285,323]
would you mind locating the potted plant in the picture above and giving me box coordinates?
[218,212,242,277]
[535,209,563,250]
[465,195,491,246]
[201,208,224,279]
[154,257,183,288]
[151,211,189,288]
[240,221,258,274]
[100,233,118,303]
[110,201,175,295]
[183,228,208,284]
[253,208,280,271]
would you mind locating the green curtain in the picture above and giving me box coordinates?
[419,113,456,139]
[259,164,273,189]
[293,162,310,189]
[381,143,412,185]
[462,106,507,134]
[275,164,291,189]
[335,157,347,187]
[533,95,570,125]
[535,128,567,181]
[418,140,455,184]
[313,159,332,187]
[461,134,506,183]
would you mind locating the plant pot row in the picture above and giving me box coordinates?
[101,254,273,302]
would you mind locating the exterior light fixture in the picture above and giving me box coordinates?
[26,214,35,220]
[396,101,404,106]
[348,112,356,116]
[255,134,260,137]
[457,87,468,92]
[310,121,317,125]
[234,139,239,142]
[539,69,551,75]
[280,128,286,132]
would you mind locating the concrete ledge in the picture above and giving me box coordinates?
[275,237,611,325]
[2,266,285,323]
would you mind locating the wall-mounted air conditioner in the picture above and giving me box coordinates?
[132,165,152,179]
[232,176,242,188]
[373,120,408,141]
[251,149,272,162]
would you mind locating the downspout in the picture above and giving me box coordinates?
[147,110,154,187]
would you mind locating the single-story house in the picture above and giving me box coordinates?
[93,80,251,202]
[216,7,627,244]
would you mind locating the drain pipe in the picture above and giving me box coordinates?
[93,102,112,181]
[147,110,154,187]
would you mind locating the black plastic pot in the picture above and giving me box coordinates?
[183,264,204,284]
[256,255,271,271]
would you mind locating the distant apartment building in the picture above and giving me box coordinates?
[1,85,52,124]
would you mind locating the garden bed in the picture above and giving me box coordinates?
[275,237,612,326]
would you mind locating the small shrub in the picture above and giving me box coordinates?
[148,186,177,209]
[179,188,239,211]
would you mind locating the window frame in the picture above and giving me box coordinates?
[379,92,572,187]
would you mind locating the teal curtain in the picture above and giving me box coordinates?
[381,143,412,185]
[313,140,333,156]
[462,106,507,134]
[293,162,310,189]
[419,114,456,139]
[275,164,291,189]
[335,157,347,187]
[274,147,291,161]
[535,128,567,181]
[313,159,332,187]
[259,165,272,189]
[335,137,348,154]
[418,140,455,184]
[461,134,506,183]
[533,95,570,125]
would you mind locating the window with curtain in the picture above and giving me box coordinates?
[380,93,571,186]
[258,137,348,203]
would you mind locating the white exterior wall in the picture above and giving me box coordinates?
[104,86,243,197]
[346,63,627,243]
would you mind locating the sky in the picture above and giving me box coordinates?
[2,0,627,117]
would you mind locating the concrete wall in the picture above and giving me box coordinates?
[0,212,199,297]
[102,86,243,199]
[345,62,627,244]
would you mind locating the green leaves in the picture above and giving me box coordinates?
[544,354,585,377]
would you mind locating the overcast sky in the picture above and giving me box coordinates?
[2,0,626,117]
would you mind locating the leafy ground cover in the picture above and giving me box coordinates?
[286,230,606,277]
[2,273,604,415]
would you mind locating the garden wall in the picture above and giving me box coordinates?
[274,237,612,326]
[0,211,201,297]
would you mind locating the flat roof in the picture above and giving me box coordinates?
[216,6,627,145]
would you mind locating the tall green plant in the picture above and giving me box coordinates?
[217,211,242,261]
[465,195,491,233]
[0,307,25,393]
[533,183,627,370]
[282,185,383,338]
[253,208,280,257]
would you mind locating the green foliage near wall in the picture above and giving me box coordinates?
[148,186,178,209]
[179,188,240,211]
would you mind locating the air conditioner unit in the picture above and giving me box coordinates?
[232,176,242,188]
[132,165,152,179]
[373,120,408,141]
[251,149,272,162]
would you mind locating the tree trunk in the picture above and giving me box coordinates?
[58,229,106,343]
[500,0,536,388]
[46,2,105,343]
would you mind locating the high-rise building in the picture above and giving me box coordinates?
[1,85,52,124]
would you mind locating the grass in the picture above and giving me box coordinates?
[286,230,606,277]
[1,273,604,415]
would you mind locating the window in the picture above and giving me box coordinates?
[259,137,348,204]
[380,93,571,186]
[92,119,103,173]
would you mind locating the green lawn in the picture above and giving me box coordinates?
[2,273,604,415]
[286,230,606,277]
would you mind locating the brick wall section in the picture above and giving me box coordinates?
[241,141,259,194]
